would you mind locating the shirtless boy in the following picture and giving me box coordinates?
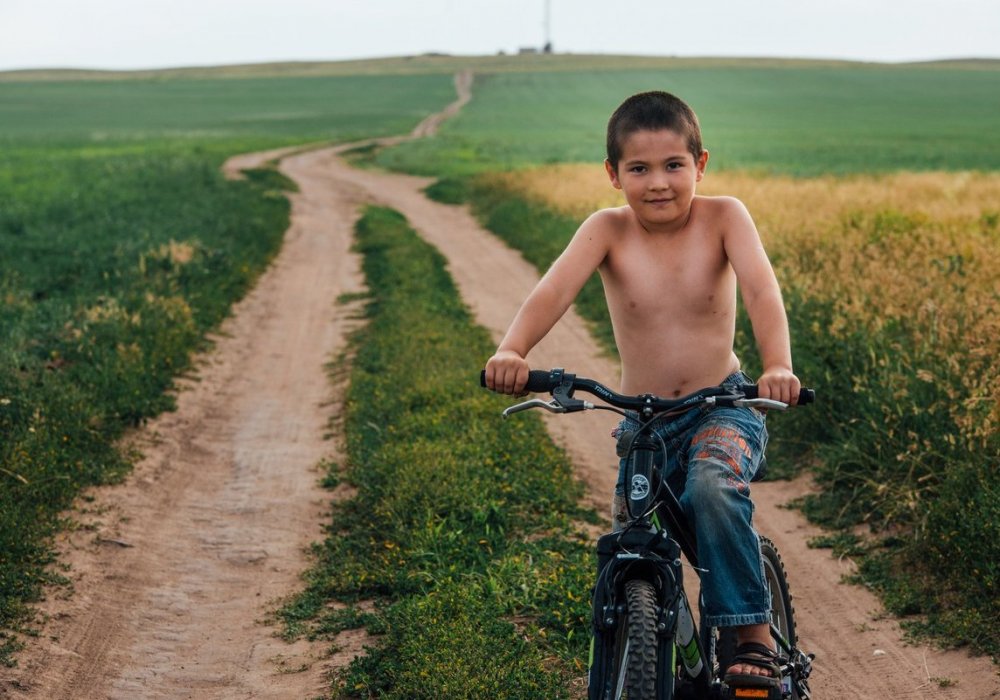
[483,91,801,687]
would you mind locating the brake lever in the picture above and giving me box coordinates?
[501,397,595,418]
[502,398,566,418]
[705,394,790,411]
[733,398,789,411]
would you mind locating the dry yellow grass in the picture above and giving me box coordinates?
[490,164,1000,444]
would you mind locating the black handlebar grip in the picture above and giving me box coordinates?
[524,370,559,392]
[739,384,815,405]
[479,369,559,392]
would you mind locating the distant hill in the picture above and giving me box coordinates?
[905,57,1000,69]
[5,53,995,82]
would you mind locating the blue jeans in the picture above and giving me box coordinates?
[614,371,771,628]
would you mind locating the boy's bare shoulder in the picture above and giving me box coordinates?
[588,205,633,224]
[581,206,636,234]
[692,195,754,231]
[693,194,749,216]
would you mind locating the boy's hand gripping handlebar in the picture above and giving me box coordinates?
[480,368,595,417]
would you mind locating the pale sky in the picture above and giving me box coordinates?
[1,0,998,71]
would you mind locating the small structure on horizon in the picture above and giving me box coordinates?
[513,0,554,55]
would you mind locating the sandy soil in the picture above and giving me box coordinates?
[5,69,999,699]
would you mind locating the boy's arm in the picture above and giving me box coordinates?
[485,211,614,394]
[720,198,802,405]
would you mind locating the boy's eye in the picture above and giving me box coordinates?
[629,165,647,173]
[667,162,683,170]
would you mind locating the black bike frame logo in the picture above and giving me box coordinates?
[630,473,650,501]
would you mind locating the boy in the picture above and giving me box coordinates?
[483,91,800,686]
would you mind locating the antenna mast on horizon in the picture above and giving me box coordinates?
[543,0,553,53]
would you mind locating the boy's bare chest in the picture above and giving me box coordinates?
[601,229,733,319]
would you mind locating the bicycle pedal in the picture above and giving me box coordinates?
[727,685,782,700]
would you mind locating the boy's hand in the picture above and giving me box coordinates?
[484,350,530,395]
[757,367,801,406]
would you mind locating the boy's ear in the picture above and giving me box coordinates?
[605,159,622,189]
[695,150,709,182]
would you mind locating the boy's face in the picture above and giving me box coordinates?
[605,128,708,230]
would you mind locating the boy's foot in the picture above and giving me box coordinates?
[724,641,781,688]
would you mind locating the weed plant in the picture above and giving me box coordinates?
[280,207,594,698]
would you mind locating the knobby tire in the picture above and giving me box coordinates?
[613,579,664,699]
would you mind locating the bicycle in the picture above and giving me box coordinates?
[482,367,815,700]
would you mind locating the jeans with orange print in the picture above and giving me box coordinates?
[613,371,771,628]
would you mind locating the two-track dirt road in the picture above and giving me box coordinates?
[4,70,998,699]
[2,126,375,700]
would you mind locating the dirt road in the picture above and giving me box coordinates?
[3,127,374,700]
[5,70,998,699]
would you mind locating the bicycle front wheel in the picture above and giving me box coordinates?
[590,576,676,700]
[609,579,664,699]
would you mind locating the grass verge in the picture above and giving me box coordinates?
[279,206,595,698]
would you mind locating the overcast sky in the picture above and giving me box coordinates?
[1,0,998,71]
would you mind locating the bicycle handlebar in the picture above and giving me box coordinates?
[480,368,814,415]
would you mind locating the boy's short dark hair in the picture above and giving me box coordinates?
[606,91,703,170]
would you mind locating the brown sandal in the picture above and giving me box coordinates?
[724,641,782,689]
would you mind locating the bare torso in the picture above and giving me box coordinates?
[597,197,740,397]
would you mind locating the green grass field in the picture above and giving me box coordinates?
[0,73,455,145]
[378,64,1000,175]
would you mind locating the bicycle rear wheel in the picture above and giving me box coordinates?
[760,536,797,657]
[716,536,800,698]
